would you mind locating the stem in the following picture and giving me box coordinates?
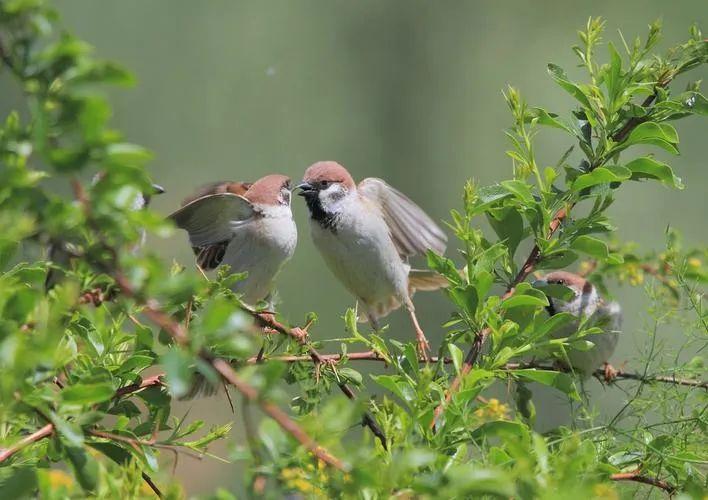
[610,471,676,494]
[0,423,53,462]
[212,359,346,470]
[246,309,388,449]
[112,273,347,471]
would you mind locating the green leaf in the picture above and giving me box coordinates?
[62,383,115,406]
[116,354,154,375]
[501,291,548,309]
[66,445,99,492]
[536,251,578,270]
[51,413,84,447]
[471,420,530,441]
[0,467,37,499]
[448,343,464,375]
[161,348,193,398]
[571,165,631,191]
[623,122,679,154]
[512,369,580,400]
[471,184,513,214]
[444,466,517,497]
[526,107,574,134]
[487,206,524,258]
[625,157,684,189]
[500,180,535,204]
[105,143,153,168]
[371,375,414,404]
[547,64,593,110]
[570,235,609,259]
[337,367,362,386]
[449,285,478,316]
[604,41,623,103]
[531,312,577,341]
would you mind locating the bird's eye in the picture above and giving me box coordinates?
[320,180,329,188]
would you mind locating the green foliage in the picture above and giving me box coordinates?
[1,4,706,498]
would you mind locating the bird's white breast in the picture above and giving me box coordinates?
[223,203,297,305]
[309,194,408,305]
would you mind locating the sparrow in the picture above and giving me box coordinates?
[45,179,165,290]
[168,174,297,307]
[295,161,447,357]
[533,271,622,378]
[169,175,297,400]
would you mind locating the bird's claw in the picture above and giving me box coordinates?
[416,334,432,362]
[290,327,308,343]
[603,362,618,383]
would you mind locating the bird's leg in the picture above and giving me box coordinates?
[404,301,430,360]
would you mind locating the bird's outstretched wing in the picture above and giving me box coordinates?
[168,193,255,270]
[358,177,447,258]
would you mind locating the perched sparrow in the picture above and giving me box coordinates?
[533,271,622,377]
[169,174,297,306]
[296,161,447,356]
[45,181,165,290]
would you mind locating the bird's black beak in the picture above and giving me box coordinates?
[295,181,315,196]
[152,184,166,195]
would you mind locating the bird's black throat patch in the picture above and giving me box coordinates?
[545,299,557,317]
[303,193,339,232]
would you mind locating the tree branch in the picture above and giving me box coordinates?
[112,273,347,471]
[244,309,388,449]
[240,353,706,389]
[212,359,345,470]
[114,374,165,398]
[0,423,53,462]
[610,471,676,495]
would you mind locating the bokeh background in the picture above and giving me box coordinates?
[7,0,707,494]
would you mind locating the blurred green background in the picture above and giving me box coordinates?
[9,0,708,494]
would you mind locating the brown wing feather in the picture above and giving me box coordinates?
[181,181,252,206]
[358,178,447,258]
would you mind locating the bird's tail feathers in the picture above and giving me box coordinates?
[180,372,221,400]
[408,269,449,295]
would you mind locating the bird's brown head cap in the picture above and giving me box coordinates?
[245,174,291,205]
[302,161,356,190]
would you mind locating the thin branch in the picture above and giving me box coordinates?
[141,472,164,498]
[0,423,53,462]
[610,471,676,495]
[504,362,707,390]
[212,359,346,470]
[112,273,347,471]
[114,374,165,398]
[241,353,706,389]
[245,309,388,449]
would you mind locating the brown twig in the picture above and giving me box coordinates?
[504,362,707,390]
[141,472,164,498]
[212,359,346,470]
[0,423,53,462]
[112,274,347,471]
[610,471,676,495]
[127,355,705,389]
[247,310,388,449]
[114,374,165,398]
[242,354,706,389]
